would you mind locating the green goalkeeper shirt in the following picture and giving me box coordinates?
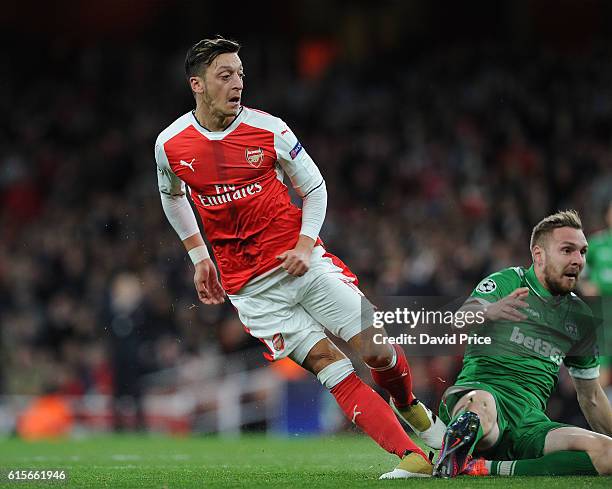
[456,265,600,411]
[586,230,612,296]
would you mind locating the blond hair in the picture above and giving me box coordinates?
[530,210,582,250]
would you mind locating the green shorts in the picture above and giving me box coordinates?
[439,382,569,460]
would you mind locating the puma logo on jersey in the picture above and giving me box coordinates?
[280,128,290,135]
[352,404,362,423]
[179,158,196,172]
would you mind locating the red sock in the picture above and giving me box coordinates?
[330,372,426,459]
[370,344,414,408]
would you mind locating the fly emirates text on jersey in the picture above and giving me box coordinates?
[195,183,263,207]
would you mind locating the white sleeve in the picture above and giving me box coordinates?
[155,139,201,241]
[299,181,327,240]
[274,121,324,198]
[160,193,201,240]
[568,366,600,380]
[274,121,326,239]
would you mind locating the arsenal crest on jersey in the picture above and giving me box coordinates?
[272,333,285,351]
[245,147,265,168]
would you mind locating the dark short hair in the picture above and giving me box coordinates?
[185,36,241,78]
[530,210,582,250]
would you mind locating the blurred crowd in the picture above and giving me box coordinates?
[1,39,611,431]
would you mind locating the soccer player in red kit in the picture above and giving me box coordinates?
[155,37,445,478]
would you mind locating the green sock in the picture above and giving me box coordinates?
[449,410,484,456]
[490,451,597,476]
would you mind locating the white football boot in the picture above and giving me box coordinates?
[379,452,433,479]
[390,398,446,449]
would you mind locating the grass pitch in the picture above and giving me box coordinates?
[0,434,608,488]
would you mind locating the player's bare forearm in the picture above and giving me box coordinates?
[295,234,316,252]
[580,392,612,436]
[456,288,530,330]
[455,288,529,330]
[182,232,205,251]
[574,378,612,436]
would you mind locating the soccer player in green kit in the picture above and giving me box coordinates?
[582,200,612,387]
[583,201,612,297]
[434,210,612,477]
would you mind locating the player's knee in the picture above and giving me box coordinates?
[316,358,355,390]
[454,390,494,413]
[359,341,394,369]
[303,346,346,375]
[454,390,497,430]
[350,328,392,367]
[362,351,393,369]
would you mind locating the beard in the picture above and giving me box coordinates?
[543,262,579,295]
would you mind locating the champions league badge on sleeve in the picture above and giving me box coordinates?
[476,278,497,293]
[290,141,303,159]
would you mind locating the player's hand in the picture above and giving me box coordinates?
[276,247,311,277]
[194,258,225,305]
[484,287,529,322]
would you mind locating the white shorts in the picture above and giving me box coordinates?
[228,246,366,364]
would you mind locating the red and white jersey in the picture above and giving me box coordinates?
[155,106,323,294]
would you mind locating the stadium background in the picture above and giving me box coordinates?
[1,0,611,439]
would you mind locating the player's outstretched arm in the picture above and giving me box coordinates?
[480,287,529,322]
[456,287,529,328]
[573,377,612,436]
